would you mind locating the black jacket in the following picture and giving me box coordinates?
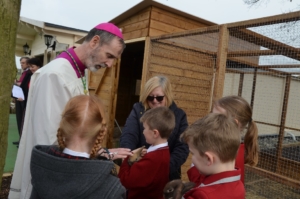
[20,69,32,106]
[120,102,189,180]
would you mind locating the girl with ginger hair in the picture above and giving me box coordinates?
[29,95,126,199]
[188,95,258,184]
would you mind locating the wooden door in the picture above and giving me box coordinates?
[88,60,121,148]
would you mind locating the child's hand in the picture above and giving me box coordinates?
[140,148,147,157]
[128,146,145,166]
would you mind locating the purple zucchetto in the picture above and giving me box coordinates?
[94,23,123,39]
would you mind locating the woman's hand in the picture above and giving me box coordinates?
[98,148,132,160]
[109,148,133,160]
[17,98,24,101]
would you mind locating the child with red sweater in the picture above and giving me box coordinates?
[188,95,259,184]
[118,106,175,199]
[181,113,245,199]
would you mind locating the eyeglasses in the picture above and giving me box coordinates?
[147,96,164,102]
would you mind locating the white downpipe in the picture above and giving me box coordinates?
[285,131,296,141]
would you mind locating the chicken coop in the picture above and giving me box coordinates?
[84,1,300,198]
[144,11,300,199]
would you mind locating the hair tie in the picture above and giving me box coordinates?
[249,118,253,123]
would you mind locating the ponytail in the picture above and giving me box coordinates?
[244,120,259,166]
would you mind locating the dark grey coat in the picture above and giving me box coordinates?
[30,145,126,199]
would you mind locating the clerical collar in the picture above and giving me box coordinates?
[63,148,90,158]
[56,46,86,78]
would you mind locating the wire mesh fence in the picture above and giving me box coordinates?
[146,11,300,199]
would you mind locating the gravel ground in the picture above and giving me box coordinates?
[258,136,300,150]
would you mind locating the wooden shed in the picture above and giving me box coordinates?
[86,0,217,149]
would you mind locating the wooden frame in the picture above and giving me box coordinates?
[159,10,300,189]
[213,25,229,99]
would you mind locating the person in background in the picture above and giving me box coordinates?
[17,57,43,102]
[120,75,189,181]
[30,95,126,199]
[27,57,43,74]
[187,95,259,184]
[119,106,175,199]
[9,22,128,199]
[16,58,43,142]
[181,113,245,199]
[15,57,29,86]
[13,57,30,146]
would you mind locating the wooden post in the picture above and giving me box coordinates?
[213,25,229,99]
[107,59,121,148]
[140,36,152,100]
[250,68,257,109]
[238,73,244,96]
[276,74,291,173]
[94,67,107,94]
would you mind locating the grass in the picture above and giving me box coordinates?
[4,114,19,173]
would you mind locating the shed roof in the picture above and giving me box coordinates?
[76,0,217,44]
[110,0,217,26]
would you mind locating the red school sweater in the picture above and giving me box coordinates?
[184,169,245,199]
[118,146,170,199]
[188,143,245,185]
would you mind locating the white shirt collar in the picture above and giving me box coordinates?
[199,174,241,187]
[147,142,168,153]
[63,148,90,158]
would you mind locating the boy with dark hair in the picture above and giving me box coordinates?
[180,113,245,199]
[119,106,175,199]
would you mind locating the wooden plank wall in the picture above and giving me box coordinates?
[145,42,215,123]
[149,6,209,36]
[144,41,215,181]
[116,6,211,40]
[116,8,151,40]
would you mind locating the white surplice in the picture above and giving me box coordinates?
[8,58,86,199]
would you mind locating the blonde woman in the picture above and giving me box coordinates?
[120,75,189,181]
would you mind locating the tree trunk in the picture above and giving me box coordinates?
[0,0,22,188]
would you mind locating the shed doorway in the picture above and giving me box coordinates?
[113,41,145,145]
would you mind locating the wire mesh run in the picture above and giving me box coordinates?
[146,11,300,199]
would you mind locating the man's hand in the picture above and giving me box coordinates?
[109,148,133,160]
[98,148,132,160]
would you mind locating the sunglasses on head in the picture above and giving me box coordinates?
[147,96,165,102]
